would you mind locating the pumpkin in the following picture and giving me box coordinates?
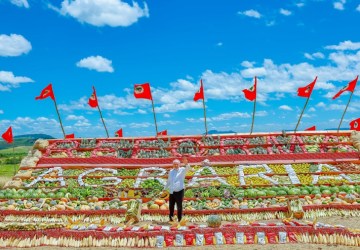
[207,215,221,228]
[160,191,169,199]
[154,199,166,206]
[160,204,168,210]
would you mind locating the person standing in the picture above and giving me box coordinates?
[164,157,194,222]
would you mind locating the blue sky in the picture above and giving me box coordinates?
[1,0,360,138]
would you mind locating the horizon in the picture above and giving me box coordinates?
[0,0,360,138]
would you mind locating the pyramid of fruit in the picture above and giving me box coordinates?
[0,131,360,247]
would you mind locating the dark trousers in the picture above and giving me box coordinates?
[169,189,184,222]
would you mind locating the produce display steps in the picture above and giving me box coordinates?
[1,131,360,248]
[37,152,360,165]
[0,224,360,247]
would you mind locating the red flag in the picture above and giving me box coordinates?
[305,126,316,131]
[88,86,98,108]
[115,128,123,137]
[35,84,55,101]
[157,130,167,136]
[242,77,257,101]
[2,126,13,144]
[65,133,75,139]
[298,76,317,98]
[350,118,360,131]
[193,80,204,102]
[134,83,152,100]
[332,76,358,100]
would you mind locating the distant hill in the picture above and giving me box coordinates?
[0,134,54,150]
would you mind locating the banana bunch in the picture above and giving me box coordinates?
[297,233,360,246]
[268,164,287,174]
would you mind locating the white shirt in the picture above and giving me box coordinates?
[165,164,191,194]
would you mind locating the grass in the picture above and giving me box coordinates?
[0,146,32,154]
[0,164,18,177]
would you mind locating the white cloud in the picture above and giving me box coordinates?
[76,55,114,72]
[325,40,360,51]
[333,0,346,10]
[0,34,32,57]
[0,71,33,84]
[163,114,170,118]
[308,107,316,112]
[316,102,326,108]
[54,0,149,27]
[280,8,292,16]
[238,9,261,19]
[304,52,325,60]
[266,20,276,27]
[130,122,152,128]
[279,105,293,111]
[0,110,3,114]
[0,71,34,91]
[216,42,223,47]
[10,0,29,8]
[357,4,360,11]
[137,109,147,114]
[241,61,254,68]
[66,115,88,121]
[296,3,305,8]
[256,111,268,117]
[211,112,251,121]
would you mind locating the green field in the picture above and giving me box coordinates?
[0,146,31,177]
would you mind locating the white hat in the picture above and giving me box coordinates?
[173,159,181,164]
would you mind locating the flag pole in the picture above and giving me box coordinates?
[97,104,109,138]
[337,91,354,133]
[250,97,256,134]
[294,97,310,133]
[202,81,208,135]
[12,145,16,175]
[52,99,66,138]
[151,99,159,135]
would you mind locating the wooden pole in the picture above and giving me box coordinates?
[151,99,159,135]
[337,91,354,132]
[294,96,310,133]
[250,96,256,134]
[97,104,109,138]
[53,99,66,138]
[12,146,16,175]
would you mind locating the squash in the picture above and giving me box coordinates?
[207,214,221,228]
[159,191,169,199]
[149,204,160,210]
[154,199,166,206]
[160,204,169,210]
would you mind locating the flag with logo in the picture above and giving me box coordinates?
[350,118,360,131]
[35,84,55,100]
[65,133,75,139]
[305,126,316,131]
[2,126,13,144]
[115,129,123,137]
[243,77,257,101]
[134,83,152,100]
[88,86,98,108]
[157,130,167,136]
[332,76,358,100]
[194,80,204,101]
[298,77,317,98]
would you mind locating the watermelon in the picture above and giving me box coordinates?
[300,189,309,195]
[322,189,332,195]
[288,188,301,195]
[320,185,329,192]
[48,192,55,198]
[276,190,287,196]
[59,188,68,193]
[256,191,267,197]
[330,187,339,193]
[311,190,321,195]
[245,189,257,198]
[55,192,65,198]
[266,190,277,196]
